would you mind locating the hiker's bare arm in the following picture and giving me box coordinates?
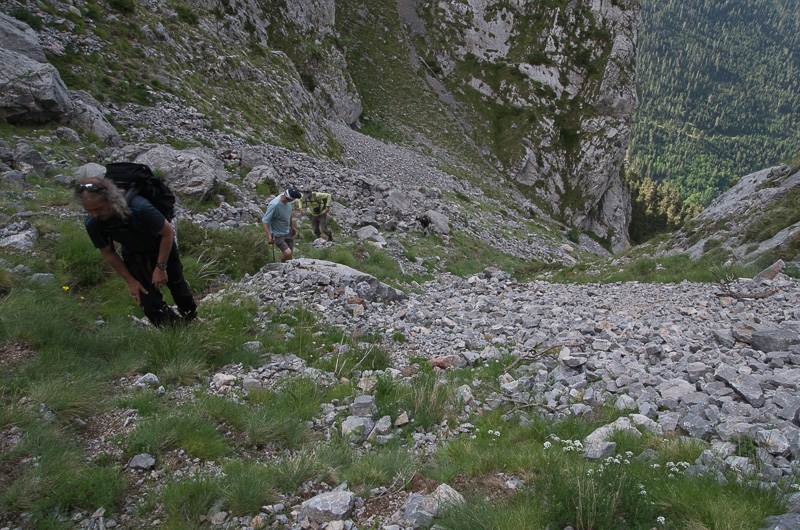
[261,221,274,242]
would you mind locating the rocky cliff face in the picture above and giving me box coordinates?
[661,164,800,265]
[0,0,639,251]
[404,0,639,252]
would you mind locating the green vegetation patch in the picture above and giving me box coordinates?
[549,248,761,285]
[178,221,273,280]
[743,187,800,243]
[429,414,782,530]
[126,412,229,459]
[374,372,455,430]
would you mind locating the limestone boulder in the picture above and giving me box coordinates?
[0,48,72,124]
[133,145,225,201]
[65,92,122,147]
[0,13,46,62]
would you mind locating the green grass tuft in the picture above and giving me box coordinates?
[126,413,229,459]
[160,475,222,529]
[221,460,279,514]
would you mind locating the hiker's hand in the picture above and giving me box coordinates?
[325,207,330,213]
[128,280,148,303]
[269,235,275,243]
[299,208,304,215]
[152,267,168,289]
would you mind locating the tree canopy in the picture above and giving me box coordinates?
[629,0,800,207]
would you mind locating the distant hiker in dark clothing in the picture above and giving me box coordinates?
[416,214,432,236]
[76,177,198,327]
[262,188,301,262]
[300,189,334,242]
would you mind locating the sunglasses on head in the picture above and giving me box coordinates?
[76,182,105,193]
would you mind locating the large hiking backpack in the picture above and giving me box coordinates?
[104,162,176,221]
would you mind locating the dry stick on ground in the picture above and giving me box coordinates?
[334,342,374,378]
[369,470,415,500]
[503,344,572,414]
[505,344,563,373]
[715,288,779,300]
[711,270,779,300]
[501,398,570,414]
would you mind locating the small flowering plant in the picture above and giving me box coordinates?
[470,427,502,446]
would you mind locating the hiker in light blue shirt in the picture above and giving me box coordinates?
[261,188,301,262]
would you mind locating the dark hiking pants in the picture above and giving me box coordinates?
[124,241,197,327]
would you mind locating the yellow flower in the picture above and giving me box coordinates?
[62,286,69,291]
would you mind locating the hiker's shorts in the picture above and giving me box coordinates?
[274,235,294,252]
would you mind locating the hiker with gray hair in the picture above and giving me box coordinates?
[75,177,197,327]
[261,188,301,262]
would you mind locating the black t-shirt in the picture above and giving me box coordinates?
[85,196,165,256]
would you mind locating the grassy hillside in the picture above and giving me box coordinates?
[629,0,800,206]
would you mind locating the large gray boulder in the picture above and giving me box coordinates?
[66,92,122,146]
[0,17,121,145]
[133,145,225,201]
[244,164,279,189]
[74,162,106,179]
[0,222,39,250]
[299,489,355,524]
[422,210,450,235]
[13,143,48,176]
[262,258,408,303]
[751,329,800,353]
[0,48,72,124]
[0,13,46,62]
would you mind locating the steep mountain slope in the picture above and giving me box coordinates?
[4,4,800,528]
[332,0,640,251]
[1,0,641,252]
[659,162,800,268]
[629,0,800,206]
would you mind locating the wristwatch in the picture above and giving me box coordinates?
[156,262,168,270]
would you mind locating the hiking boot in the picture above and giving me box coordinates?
[327,233,333,242]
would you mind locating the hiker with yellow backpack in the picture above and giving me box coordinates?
[299,189,334,242]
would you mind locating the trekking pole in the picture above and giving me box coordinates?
[271,241,276,263]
